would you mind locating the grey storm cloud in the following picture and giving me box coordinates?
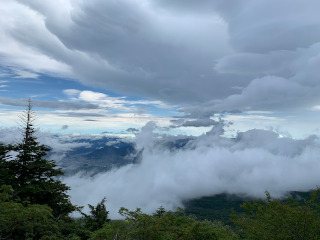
[2,0,320,115]
[0,97,100,110]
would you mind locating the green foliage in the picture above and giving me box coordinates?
[82,198,110,231]
[0,184,58,240]
[0,142,9,159]
[184,194,247,224]
[90,207,238,240]
[232,190,320,240]
[55,217,92,240]
[0,101,76,218]
[0,143,15,187]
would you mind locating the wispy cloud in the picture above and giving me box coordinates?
[63,89,175,113]
[13,69,39,79]
[0,97,99,110]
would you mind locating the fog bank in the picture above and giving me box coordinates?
[63,123,320,218]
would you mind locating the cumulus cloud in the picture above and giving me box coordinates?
[63,123,320,218]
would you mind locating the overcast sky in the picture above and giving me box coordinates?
[3,0,320,216]
[1,0,320,137]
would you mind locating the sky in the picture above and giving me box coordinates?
[2,0,320,217]
[1,0,320,137]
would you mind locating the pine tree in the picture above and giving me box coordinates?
[0,143,12,187]
[82,197,110,231]
[0,143,8,160]
[6,100,76,218]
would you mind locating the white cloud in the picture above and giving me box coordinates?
[0,0,72,76]
[63,89,176,113]
[245,111,274,114]
[2,0,320,116]
[64,124,320,218]
[63,89,81,97]
[312,106,320,111]
[13,69,39,79]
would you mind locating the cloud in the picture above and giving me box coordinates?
[13,69,39,79]
[0,127,92,154]
[63,123,320,218]
[0,97,100,110]
[1,0,230,105]
[126,128,139,133]
[213,0,320,53]
[63,89,175,113]
[214,51,297,76]
[1,1,320,123]
[63,89,81,97]
[211,76,310,111]
[0,0,72,77]
[182,119,219,127]
[57,112,106,118]
[169,118,221,128]
[61,125,68,130]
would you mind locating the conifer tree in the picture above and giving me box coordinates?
[0,143,8,160]
[0,143,12,187]
[7,100,76,218]
[82,197,110,231]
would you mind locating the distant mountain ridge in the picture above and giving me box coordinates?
[50,135,193,176]
[48,136,138,175]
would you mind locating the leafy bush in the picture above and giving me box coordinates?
[232,190,320,240]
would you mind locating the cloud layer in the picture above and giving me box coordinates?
[2,0,320,115]
[64,123,320,218]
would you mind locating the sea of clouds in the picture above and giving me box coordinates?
[2,123,320,218]
[61,122,320,218]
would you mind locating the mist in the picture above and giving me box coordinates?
[63,122,320,219]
